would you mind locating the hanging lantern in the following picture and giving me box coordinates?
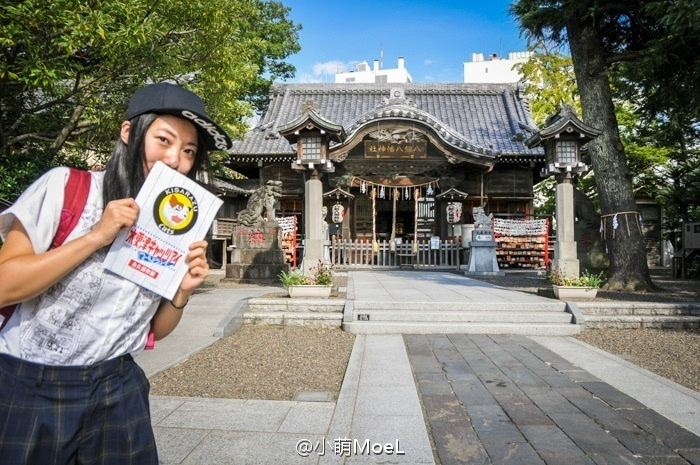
[332,203,345,224]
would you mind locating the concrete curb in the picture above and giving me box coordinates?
[212,297,249,338]
[565,301,586,325]
[319,335,366,465]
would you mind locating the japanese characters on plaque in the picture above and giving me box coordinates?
[363,140,427,159]
[103,161,223,300]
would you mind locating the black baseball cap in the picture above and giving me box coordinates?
[125,82,233,151]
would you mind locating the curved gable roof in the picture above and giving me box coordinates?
[230,83,542,158]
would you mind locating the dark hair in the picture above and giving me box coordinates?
[102,113,210,205]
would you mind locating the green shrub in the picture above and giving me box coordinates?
[548,268,605,288]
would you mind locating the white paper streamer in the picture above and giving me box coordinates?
[492,218,548,236]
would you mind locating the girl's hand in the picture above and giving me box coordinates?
[179,240,209,293]
[88,198,139,247]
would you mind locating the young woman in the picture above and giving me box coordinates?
[0,82,233,465]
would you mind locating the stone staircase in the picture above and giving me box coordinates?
[244,297,344,328]
[576,302,700,329]
[342,300,581,335]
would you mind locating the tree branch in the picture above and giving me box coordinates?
[5,132,57,145]
[8,113,28,133]
[606,49,648,65]
[51,104,86,150]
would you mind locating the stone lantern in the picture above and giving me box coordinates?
[278,100,345,274]
[526,105,601,277]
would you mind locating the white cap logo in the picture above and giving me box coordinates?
[181,110,230,150]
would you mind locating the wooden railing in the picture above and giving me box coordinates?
[330,238,461,269]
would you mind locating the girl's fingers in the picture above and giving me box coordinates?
[189,240,208,250]
[188,266,209,278]
[187,257,208,271]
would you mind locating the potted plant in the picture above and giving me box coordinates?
[548,268,604,300]
[279,260,334,298]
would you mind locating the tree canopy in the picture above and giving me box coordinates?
[0,0,300,199]
[512,0,700,290]
[516,2,699,241]
[515,47,580,127]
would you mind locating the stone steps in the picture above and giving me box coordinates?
[247,298,345,313]
[343,321,581,335]
[346,299,577,335]
[352,301,567,312]
[574,302,700,329]
[350,310,573,324]
[576,302,700,316]
[244,297,344,328]
[584,315,700,330]
[243,312,342,328]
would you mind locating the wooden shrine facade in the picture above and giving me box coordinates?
[226,83,546,266]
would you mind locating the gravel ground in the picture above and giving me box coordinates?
[574,329,700,392]
[149,325,355,401]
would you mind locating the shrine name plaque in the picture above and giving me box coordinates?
[364,140,427,159]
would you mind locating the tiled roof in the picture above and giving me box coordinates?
[210,177,259,196]
[230,82,543,158]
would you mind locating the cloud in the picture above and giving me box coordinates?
[424,59,434,66]
[298,73,323,84]
[424,75,436,81]
[312,60,360,76]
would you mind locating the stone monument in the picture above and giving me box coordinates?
[224,180,290,283]
[465,207,503,275]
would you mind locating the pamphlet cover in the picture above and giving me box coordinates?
[103,161,223,299]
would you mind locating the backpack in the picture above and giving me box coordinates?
[0,168,92,332]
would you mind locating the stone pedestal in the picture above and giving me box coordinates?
[224,223,289,284]
[302,173,324,274]
[465,228,503,276]
[554,178,580,276]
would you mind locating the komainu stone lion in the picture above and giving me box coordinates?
[472,206,494,229]
[237,180,283,227]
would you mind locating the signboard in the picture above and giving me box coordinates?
[104,161,223,300]
[473,228,493,242]
[430,236,441,250]
[364,140,427,159]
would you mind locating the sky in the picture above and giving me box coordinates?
[280,0,529,84]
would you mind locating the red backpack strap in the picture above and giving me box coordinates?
[51,168,91,249]
[1,168,91,333]
[144,321,156,350]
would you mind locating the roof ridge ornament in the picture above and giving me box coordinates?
[378,87,418,109]
[301,99,320,114]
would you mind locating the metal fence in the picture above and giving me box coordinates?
[330,238,461,270]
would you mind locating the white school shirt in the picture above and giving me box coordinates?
[0,167,161,365]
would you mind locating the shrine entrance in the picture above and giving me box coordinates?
[354,195,435,241]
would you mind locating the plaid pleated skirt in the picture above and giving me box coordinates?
[0,353,157,465]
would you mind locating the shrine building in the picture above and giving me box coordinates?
[225,82,547,269]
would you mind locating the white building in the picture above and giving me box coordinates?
[464,52,532,84]
[335,57,412,84]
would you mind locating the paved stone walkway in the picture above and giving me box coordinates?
[405,333,700,465]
